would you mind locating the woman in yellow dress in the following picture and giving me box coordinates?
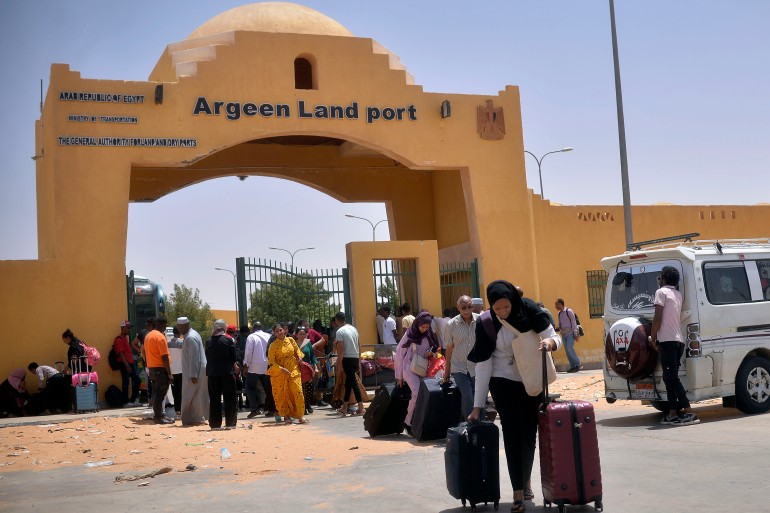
[266,324,309,424]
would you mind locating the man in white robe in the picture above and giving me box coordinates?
[178,317,208,426]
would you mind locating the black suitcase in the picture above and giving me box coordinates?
[445,421,500,511]
[363,382,411,437]
[411,377,462,442]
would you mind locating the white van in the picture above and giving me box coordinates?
[601,234,770,414]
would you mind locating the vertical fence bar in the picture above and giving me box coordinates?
[236,257,247,327]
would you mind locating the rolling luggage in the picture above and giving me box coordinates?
[411,377,462,442]
[538,353,603,512]
[363,381,411,437]
[445,421,500,511]
[71,357,99,413]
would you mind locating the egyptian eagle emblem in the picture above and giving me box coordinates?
[477,99,505,140]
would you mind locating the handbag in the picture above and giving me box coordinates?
[409,343,429,377]
[299,360,314,383]
[499,318,557,396]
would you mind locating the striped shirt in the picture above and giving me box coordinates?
[444,313,479,376]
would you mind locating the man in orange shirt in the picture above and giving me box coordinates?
[144,316,174,424]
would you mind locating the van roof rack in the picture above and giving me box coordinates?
[627,233,699,252]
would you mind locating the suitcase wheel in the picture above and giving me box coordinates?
[595,499,604,511]
[494,502,499,511]
[461,499,466,508]
[558,505,566,513]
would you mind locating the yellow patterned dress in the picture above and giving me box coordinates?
[266,336,305,419]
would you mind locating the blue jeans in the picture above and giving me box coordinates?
[452,371,476,420]
[562,333,581,368]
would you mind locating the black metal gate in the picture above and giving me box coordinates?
[236,257,350,328]
[439,259,480,315]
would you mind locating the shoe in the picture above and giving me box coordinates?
[274,415,283,423]
[511,500,526,513]
[306,406,313,414]
[404,423,413,437]
[265,410,276,417]
[247,410,261,419]
[153,417,174,425]
[566,366,578,373]
[318,400,329,407]
[660,414,678,425]
[676,413,700,426]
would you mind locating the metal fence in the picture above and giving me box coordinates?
[586,270,608,318]
[372,258,418,313]
[236,257,350,328]
[439,260,480,315]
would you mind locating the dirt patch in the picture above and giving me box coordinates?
[0,413,424,480]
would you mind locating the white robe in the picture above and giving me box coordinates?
[180,328,209,425]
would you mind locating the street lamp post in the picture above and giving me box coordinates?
[214,267,238,328]
[345,214,388,241]
[268,246,315,271]
[523,147,573,199]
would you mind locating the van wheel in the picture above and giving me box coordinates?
[735,357,770,414]
[649,400,669,412]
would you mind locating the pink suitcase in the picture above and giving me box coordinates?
[538,353,603,512]
[72,371,98,386]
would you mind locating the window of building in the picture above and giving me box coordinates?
[703,262,752,304]
[294,57,314,90]
[586,270,608,318]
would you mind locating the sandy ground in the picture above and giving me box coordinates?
[0,371,716,481]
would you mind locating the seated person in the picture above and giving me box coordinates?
[0,369,29,417]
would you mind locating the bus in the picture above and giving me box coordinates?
[126,271,166,337]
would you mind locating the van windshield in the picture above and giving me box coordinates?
[609,260,682,311]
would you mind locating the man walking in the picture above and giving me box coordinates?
[555,298,582,372]
[443,295,479,419]
[144,316,174,424]
[178,317,208,426]
[206,319,238,429]
[244,322,272,419]
[114,320,141,406]
[333,312,366,415]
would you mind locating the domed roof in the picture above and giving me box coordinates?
[187,2,353,39]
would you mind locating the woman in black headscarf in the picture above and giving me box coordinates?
[468,280,561,513]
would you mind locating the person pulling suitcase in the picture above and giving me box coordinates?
[467,280,560,513]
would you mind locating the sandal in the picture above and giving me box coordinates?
[336,408,348,416]
[511,500,526,513]
[293,418,310,424]
[523,488,534,501]
[353,408,366,416]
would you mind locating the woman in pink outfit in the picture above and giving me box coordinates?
[394,310,440,436]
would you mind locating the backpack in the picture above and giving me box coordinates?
[568,308,585,337]
[105,384,124,408]
[80,341,101,366]
[108,346,121,371]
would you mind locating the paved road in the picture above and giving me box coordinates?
[1,374,767,512]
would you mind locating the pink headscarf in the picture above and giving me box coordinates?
[8,368,25,393]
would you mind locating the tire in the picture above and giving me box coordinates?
[735,356,770,414]
[649,400,670,413]
[605,396,617,404]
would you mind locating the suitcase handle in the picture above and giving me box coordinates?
[541,349,549,411]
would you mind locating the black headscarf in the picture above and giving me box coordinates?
[401,311,440,352]
[468,280,553,363]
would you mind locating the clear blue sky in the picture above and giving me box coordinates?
[1,1,769,309]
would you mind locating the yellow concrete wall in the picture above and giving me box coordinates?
[346,241,441,345]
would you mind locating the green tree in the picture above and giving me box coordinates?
[377,277,400,309]
[165,283,216,337]
[247,272,341,328]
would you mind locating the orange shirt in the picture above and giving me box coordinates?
[144,330,169,368]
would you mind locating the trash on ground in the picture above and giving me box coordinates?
[115,466,173,483]
[84,460,114,468]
